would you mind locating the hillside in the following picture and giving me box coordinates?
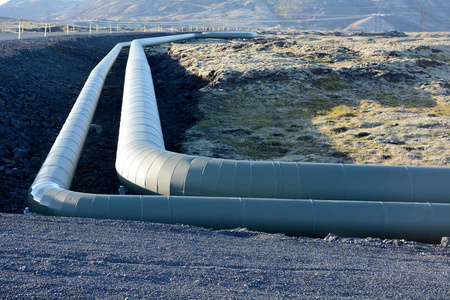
[54,0,450,31]
[54,0,276,29]
[0,0,84,20]
[1,0,449,31]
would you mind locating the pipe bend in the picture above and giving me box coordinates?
[28,32,450,243]
[117,38,450,203]
[28,180,450,244]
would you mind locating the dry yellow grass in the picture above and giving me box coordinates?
[168,31,450,166]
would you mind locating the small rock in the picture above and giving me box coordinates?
[355,132,370,138]
[90,124,102,134]
[221,128,251,136]
[416,59,444,68]
[13,148,28,159]
[386,138,405,145]
[441,237,449,247]
[12,168,25,179]
[332,126,348,133]
[393,239,403,247]
[324,233,339,242]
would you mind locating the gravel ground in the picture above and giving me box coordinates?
[1,33,450,298]
[0,33,141,212]
[1,213,449,299]
[0,32,204,212]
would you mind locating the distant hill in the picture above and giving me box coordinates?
[54,0,276,29]
[1,0,449,32]
[0,0,84,20]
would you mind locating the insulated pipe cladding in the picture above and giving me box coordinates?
[28,32,450,243]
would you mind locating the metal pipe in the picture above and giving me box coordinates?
[117,39,450,204]
[28,32,450,243]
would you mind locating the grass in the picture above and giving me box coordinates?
[173,32,450,166]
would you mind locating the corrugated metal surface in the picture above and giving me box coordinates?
[28,32,450,243]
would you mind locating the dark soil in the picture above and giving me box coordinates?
[0,33,206,211]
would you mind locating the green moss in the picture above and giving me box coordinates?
[187,59,447,164]
[297,135,313,141]
[316,73,351,92]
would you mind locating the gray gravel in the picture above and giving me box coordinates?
[1,213,449,299]
[0,32,175,213]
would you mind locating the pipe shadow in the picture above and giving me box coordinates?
[146,49,210,152]
[171,36,446,164]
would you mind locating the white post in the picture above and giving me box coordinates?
[67,24,69,35]
[96,24,98,32]
[44,23,47,37]
[110,24,112,34]
[89,23,92,35]
[117,24,119,32]
[18,23,21,39]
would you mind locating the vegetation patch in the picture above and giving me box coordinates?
[171,32,449,166]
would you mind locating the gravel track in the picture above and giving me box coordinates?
[1,213,450,299]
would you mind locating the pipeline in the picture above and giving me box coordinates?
[28,32,450,243]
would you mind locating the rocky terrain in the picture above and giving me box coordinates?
[0,33,127,212]
[170,31,450,166]
[1,30,449,213]
[0,31,449,299]
[1,212,449,299]
[0,32,207,213]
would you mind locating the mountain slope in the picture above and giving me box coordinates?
[55,0,450,31]
[1,0,449,31]
[55,0,275,28]
[0,0,85,19]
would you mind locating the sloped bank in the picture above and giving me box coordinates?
[0,33,207,213]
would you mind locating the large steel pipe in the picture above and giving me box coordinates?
[28,32,450,243]
[116,41,450,204]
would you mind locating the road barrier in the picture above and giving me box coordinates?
[28,32,450,243]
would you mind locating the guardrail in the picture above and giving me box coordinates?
[28,32,450,243]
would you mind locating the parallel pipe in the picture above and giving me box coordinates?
[28,32,450,243]
[117,35,450,204]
